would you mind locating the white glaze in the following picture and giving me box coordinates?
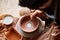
[2,16,13,25]
[25,20,35,31]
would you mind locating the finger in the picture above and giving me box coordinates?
[31,10,43,18]
[35,10,43,14]
[30,13,35,19]
[30,9,35,13]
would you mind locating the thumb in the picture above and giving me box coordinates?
[30,13,36,19]
[35,10,43,14]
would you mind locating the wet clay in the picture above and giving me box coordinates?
[20,15,39,32]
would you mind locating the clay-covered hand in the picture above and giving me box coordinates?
[30,10,43,19]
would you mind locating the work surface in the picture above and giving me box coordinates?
[3,17,60,40]
[0,0,60,40]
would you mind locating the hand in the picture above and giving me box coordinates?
[30,10,43,19]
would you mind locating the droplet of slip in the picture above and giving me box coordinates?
[25,20,34,30]
[27,23,32,28]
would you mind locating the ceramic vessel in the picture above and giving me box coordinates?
[20,15,39,32]
[17,15,43,38]
[2,15,14,25]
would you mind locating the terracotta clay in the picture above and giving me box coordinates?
[20,15,39,32]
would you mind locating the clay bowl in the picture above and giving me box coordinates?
[2,14,14,25]
[20,15,39,33]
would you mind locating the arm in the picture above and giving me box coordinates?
[30,10,48,20]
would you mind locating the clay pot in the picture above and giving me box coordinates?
[19,15,43,38]
[20,15,39,32]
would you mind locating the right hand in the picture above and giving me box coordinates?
[30,10,43,19]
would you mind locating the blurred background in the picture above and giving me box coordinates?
[0,0,21,17]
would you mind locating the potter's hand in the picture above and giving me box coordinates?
[30,10,43,19]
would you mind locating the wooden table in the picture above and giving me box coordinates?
[0,14,60,40]
[4,17,60,40]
